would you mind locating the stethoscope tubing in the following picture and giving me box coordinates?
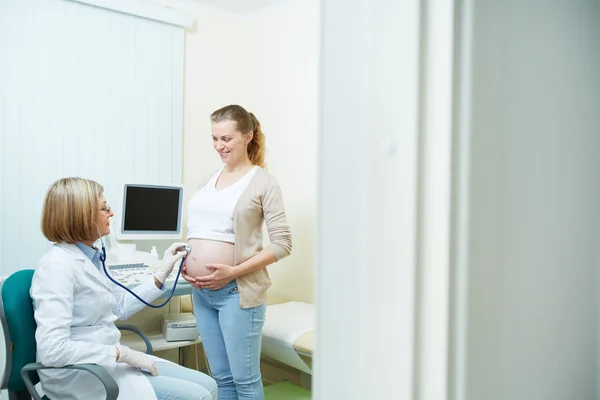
[99,246,185,308]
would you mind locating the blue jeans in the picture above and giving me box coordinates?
[193,281,266,400]
[145,360,218,400]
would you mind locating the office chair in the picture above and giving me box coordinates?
[0,269,152,400]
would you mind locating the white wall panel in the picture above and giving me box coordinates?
[456,1,600,399]
[316,0,420,398]
[0,0,187,278]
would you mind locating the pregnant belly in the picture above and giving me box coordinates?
[184,239,235,277]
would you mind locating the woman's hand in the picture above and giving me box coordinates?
[181,265,202,289]
[195,264,237,290]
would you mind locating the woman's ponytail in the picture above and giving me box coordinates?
[248,112,266,169]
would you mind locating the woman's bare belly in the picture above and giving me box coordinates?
[184,239,235,277]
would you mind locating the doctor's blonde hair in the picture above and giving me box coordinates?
[41,177,104,244]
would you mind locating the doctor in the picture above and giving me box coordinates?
[31,177,217,400]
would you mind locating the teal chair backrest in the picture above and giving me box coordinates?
[0,269,38,392]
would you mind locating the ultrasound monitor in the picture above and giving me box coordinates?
[115,183,184,240]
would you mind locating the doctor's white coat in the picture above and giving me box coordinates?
[30,243,164,400]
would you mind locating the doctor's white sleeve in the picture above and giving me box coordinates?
[31,262,118,368]
[110,281,165,320]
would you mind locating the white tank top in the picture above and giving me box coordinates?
[187,166,257,243]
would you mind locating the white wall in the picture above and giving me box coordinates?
[415,1,455,399]
[315,0,421,398]
[0,0,188,277]
[238,0,320,304]
[454,1,600,399]
[157,2,244,200]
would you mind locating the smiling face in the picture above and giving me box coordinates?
[212,120,252,166]
[95,194,114,239]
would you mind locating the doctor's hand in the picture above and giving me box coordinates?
[116,345,159,376]
[154,242,187,284]
[195,264,237,290]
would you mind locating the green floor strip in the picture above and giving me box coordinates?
[264,381,311,400]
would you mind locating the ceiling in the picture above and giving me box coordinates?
[187,0,285,15]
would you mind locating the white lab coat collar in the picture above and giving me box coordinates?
[56,243,112,292]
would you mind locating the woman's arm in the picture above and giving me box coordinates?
[261,175,292,259]
[224,248,278,278]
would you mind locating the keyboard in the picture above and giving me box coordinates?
[106,263,188,286]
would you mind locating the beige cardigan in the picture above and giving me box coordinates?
[196,167,292,308]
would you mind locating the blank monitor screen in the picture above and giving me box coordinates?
[120,184,183,238]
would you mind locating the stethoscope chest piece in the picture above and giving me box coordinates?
[179,244,192,256]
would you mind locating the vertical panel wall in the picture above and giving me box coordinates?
[453,1,600,399]
[316,0,421,398]
[0,0,187,277]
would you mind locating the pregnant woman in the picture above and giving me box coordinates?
[182,104,292,400]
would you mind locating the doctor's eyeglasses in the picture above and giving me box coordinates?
[99,206,112,214]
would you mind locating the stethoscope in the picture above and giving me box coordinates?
[96,227,191,308]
